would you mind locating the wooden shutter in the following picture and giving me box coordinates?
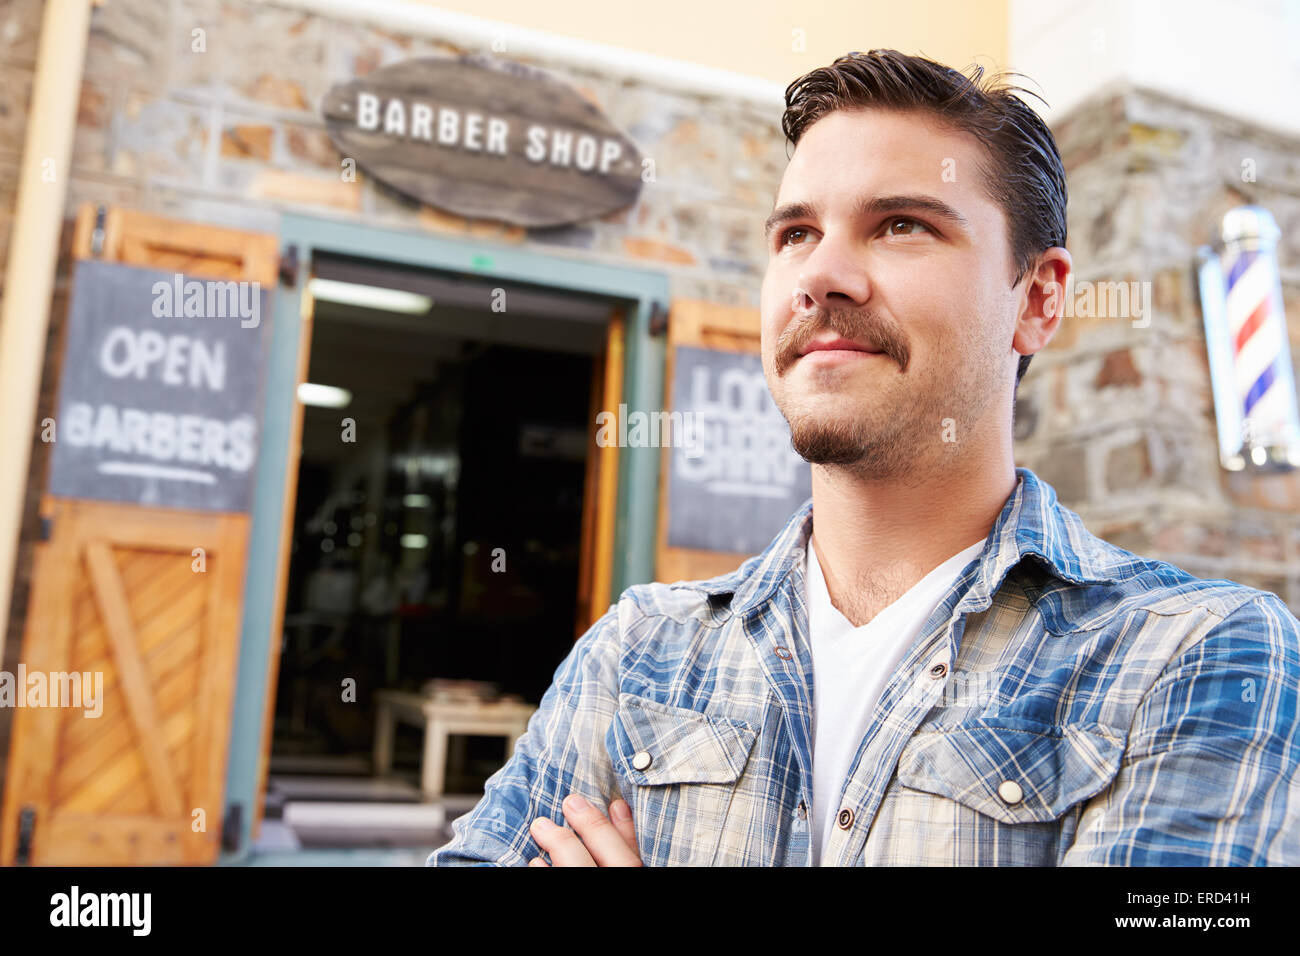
[0,204,276,864]
[655,300,763,584]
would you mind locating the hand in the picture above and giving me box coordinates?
[528,794,642,866]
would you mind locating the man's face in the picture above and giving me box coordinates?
[760,107,1023,479]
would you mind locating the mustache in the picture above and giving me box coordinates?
[773,305,910,375]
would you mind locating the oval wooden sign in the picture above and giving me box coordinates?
[322,54,646,228]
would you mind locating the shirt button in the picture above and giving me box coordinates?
[632,751,653,771]
[773,646,793,661]
[929,662,948,679]
[836,808,854,829]
[998,780,1024,804]
[796,800,807,820]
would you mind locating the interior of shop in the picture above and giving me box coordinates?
[255,252,615,852]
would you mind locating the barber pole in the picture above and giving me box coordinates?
[1197,206,1300,472]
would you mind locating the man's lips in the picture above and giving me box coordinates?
[798,336,882,357]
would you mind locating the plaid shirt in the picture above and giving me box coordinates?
[427,467,1300,866]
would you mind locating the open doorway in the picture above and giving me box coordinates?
[259,252,621,850]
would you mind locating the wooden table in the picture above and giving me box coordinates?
[372,690,536,799]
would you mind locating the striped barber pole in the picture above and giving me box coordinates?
[1224,209,1288,447]
[1198,206,1300,471]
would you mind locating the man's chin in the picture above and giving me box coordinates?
[787,421,871,465]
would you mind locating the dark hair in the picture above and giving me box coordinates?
[780,49,1067,389]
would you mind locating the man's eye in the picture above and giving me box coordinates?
[886,217,930,236]
[779,227,811,247]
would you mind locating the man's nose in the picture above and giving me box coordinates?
[795,238,871,311]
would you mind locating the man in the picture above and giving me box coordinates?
[428,49,1300,867]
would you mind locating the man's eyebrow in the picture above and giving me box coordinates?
[764,201,815,240]
[763,194,970,239]
[863,194,970,229]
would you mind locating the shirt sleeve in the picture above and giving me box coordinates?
[1062,592,1300,866]
[425,603,625,866]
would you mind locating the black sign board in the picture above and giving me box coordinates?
[322,54,645,227]
[666,346,812,553]
[47,260,272,512]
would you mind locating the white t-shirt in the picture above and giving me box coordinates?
[805,535,985,865]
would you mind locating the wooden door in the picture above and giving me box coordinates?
[574,307,625,636]
[0,204,277,864]
[0,502,247,864]
[655,300,763,583]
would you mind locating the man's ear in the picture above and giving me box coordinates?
[1013,247,1072,359]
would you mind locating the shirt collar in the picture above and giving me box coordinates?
[724,466,1120,619]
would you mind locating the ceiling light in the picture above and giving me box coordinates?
[308,277,432,313]
[297,383,352,408]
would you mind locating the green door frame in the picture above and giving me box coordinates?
[220,213,670,863]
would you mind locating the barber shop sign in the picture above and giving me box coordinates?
[322,54,646,227]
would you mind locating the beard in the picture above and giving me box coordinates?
[783,387,941,482]
[767,304,1003,481]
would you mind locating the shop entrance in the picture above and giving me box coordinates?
[219,213,669,863]
[260,252,624,848]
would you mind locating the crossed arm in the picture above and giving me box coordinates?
[527,794,642,866]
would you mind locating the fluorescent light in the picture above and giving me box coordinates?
[297,383,352,408]
[403,494,431,508]
[400,534,428,549]
[308,277,433,313]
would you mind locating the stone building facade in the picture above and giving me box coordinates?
[1,0,1298,726]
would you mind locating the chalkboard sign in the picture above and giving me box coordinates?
[666,346,812,553]
[47,260,272,512]
[321,54,645,227]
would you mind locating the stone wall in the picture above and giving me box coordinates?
[52,0,784,306]
[1019,84,1300,615]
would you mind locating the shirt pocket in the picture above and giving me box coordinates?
[606,693,759,866]
[880,718,1124,864]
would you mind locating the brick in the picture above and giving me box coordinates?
[0,0,44,65]
[1153,522,1188,553]
[1221,467,1300,513]
[1094,348,1142,388]
[221,124,273,161]
[1034,442,1089,506]
[112,90,209,185]
[1105,436,1152,492]
[622,237,696,266]
[416,203,524,243]
[280,123,338,171]
[251,168,361,211]
[1096,519,1149,554]
[0,64,32,160]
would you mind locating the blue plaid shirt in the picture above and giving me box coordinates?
[427,467,1300,866]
